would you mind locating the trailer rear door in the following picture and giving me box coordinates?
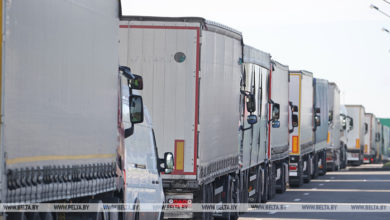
[120,21,199,178]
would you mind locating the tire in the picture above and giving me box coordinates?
[268,165,276,200]
[261,165,269,203]
[256,168,263,203]
[303,155,312,183]
[227,175,239,220]
[311,153,319,179]
[276,164,286,194]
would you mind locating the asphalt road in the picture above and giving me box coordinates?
[239,163,390,220]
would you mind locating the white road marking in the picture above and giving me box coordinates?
[287,188,390,192]
[327,171,390,175]
[303,193,310,196]
[293,198,301,201]
[319,183,324,186]
[312,179,390,182]
[268,211,277,215]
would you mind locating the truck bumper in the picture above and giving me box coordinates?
[164,193,193,219]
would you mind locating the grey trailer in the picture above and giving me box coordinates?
[0,1,166,219]
[268,60,290,196]
[239,45,270,203]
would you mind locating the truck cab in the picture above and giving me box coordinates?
[119,67,174,220]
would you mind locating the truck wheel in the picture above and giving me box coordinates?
[202,183,214,220]
[311,153,319,179]
[276,164,286,194]
[268,165,276,200]
[256,168,263,203]
[293,160,304,187]
[227,175,238,220]
[303,155,312,183]
[261,165,269,203]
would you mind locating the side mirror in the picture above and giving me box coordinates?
[341,119,347,130]
[292,114,298,127]
[129,95,144,124]
[328,110,334,124]
[247,114,258,125]
[119,66,143,90]
[246,94,256,113]
[292,105,298,112]
[349,118,353,130]
[314,115,321,127]
[160,152,174,174]
[272,103,280,120]
[272,121,280,128]
[376,133,381,142]
[130,74,143,90]
[364,123,368,134]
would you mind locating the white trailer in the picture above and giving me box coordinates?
[326,82,341,171]
[312,78,329,177]
[288,71,315,187]
[120,17,242,219]
[339,105,353,169]
[345,105,366,165]
[363,113,376,163]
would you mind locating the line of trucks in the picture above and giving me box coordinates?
[1,1,390,220]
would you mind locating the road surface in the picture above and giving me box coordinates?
[239,163,390,220]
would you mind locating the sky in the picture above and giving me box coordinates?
[122,0,390,118]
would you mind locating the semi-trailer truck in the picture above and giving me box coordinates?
[339,105,353,169]
[312,78,329,176]
[239,45,270,205]
[326,82,341,171]
[288,71,315,186]
[268,60,291,195]
[119,16,243,219]
[382,126,390,162]
[345,105,366,165]
[0,1,175,220]
[363,113,376,164]
[375,120,382,163]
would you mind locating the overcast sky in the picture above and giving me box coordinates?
[122,0,390,118]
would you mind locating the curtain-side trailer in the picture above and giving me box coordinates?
[240,45,271,204]
[345,105,366,165]
[312,78,329,177]
[268,61,290,195]
[119,17,243,219]
[288,71,314,187]
[326,82,341,171]
[0,1,159,219]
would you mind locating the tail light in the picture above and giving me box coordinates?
[289,165,297,171]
